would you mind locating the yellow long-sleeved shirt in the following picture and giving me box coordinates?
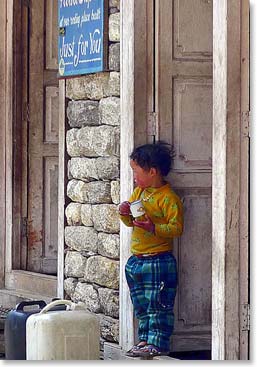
[119,183,183,254]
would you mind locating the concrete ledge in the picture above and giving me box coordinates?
[104,342,178,360]
[0,289,53,309]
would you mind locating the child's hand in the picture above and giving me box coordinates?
[118,201,131,216]
[133,214,155,234]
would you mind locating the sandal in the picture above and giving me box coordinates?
[125,341,147,357]
[136,344,169,357]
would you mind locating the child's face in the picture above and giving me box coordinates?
[130,159,156,188]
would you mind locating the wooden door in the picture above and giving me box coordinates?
[27,0,59,274]
[155,0,213,351]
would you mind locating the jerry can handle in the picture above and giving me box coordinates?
[39,299,75,315]
[16,300,47,311]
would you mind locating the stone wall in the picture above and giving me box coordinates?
[64,0,120,345]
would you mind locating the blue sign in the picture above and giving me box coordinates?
[58,0,108,77]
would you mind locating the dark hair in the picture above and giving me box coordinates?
[130,141,176,176]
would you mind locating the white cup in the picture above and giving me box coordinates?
[130,200,145,218]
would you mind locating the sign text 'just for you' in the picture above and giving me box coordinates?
[59,0,102,69]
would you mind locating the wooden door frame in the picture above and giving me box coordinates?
[212,0,249,360]
[0,0,8,290]
[120,0,249,360]
[0,0,65,299]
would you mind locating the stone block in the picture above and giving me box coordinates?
[72,282,101,313]
[98,314,119,343]
[108,72,120,96]
[67,180,112,204]
[109,43,120,71]
[109,0,120,10]
[65,226,98,253]
[92,204,120,233]
[85,256,119,289]
[65,203,82,226]
[66,73,110,100]
[111,180,120,204]
[99,97,120,126]
[81,204,93,226]
[66,128,80,157]
[64,277,78,298]
[66,126,120,158]
[68,157,119,181]
[64,251,87,277]
[68,158,98,181]
[109,13,120,42]
[98,288,119,318]
[67,100,100,128]
[98,233,120,259]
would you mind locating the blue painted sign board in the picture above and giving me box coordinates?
[58,0,108,77]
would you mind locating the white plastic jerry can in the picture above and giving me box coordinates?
[26,300,100,360]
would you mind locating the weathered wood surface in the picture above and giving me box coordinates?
[153,0,213,351]
[119,0,135,352]
[0,0,7,288]
[28,0,59,274]
[239,0,249,360]
[57,79,66,299]
[213,0,248,360]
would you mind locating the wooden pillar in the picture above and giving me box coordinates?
[0,0,7,288]
[119,0,135,352]
[239,0,250,360]
[5,0,14,276]
[57,79,66,298]
[212,0,248,360]
[0,0,13,286]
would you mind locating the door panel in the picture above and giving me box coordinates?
[155,0,213,351]
[176,194,211,327]
[27,0,59,274]
[173,0,212,60]
[173,79,212,171]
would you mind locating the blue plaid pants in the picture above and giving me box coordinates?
[125,252,177,351]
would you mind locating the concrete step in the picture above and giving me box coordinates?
[104,342,178,360]
[0,289,53,309]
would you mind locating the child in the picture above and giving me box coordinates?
[119,141,183,357]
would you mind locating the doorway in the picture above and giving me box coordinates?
[120,0,249,359]
[5,0,59,297]
[134,0,213,352]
